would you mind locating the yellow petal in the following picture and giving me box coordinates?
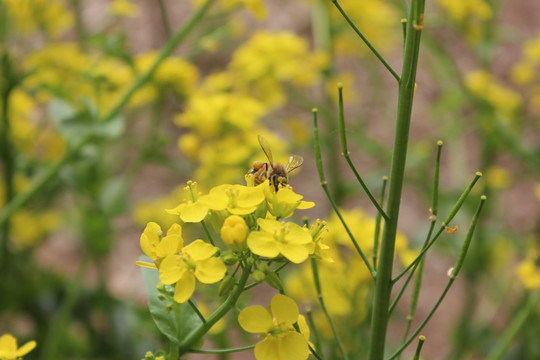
[247,232,280,258]
[257,218,281,233]
[278,331,310,360]
[159,255,186,284]
[156,233,183,259]
[135,260,157,269]
[16,340,37,357]
[174,271,196,303]
[286,226,312,245]
[254,335,281,360]
[0,334,17,355]
[140,222,161,260]
[195,257,227,284]
[296,201,315,209]
[179,202,209,223]
[270,294,299,326]
[183,239,216,261]
[236,185,265,208]
[280,243,309,264]
[238,306,273,333]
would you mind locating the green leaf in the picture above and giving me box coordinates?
[48,99,125,144]
[139,256,204,347]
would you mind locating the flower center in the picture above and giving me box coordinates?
[225,187,240,208]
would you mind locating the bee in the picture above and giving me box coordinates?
[248,135,303,190]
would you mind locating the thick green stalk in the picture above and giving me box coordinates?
[0,0,216,227]
[367,1,425,359]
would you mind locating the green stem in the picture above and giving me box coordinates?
[412,336,426,360]
[389,195,486,359]
[487,290,540,360]
[313,109,376,278]
[367,1,425,359]
[306,309,322,353]
[41,253,91,360]
[157,0,172,37]
[0,54,16,276]
[179,263,251,354]
[190,345,255,354]
[311,258,349,360]
[331,0,400,82]
[0,0,216,228]
[337,84,389,221]
[373,176,388,269]
[188,298,206,324]
[392,171,483,283]
[388,222,433,315]
[201,220,216,246]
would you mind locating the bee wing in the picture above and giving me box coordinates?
[286,155,304,173]
[258,135,274,166]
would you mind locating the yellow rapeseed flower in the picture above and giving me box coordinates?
[159,240,227,303]
[199,183,265,215]
[0,334,36,360]
[238,294,310,360]
[247,219,312,264]
[263,183,314,219]
[166,182,209,223]
[136,222,183,269]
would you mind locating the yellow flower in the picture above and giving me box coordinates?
[517,259,540,290]
[238,294,310,360]
[136,222,183,269]
[0,334,36,360]
[199,184,265,215]
[247,219,311,264]
[307,220,333,263]
[109,0,140,17]
[166,182,209,223]
[220,215,248,250]
[264,182,314,219]
[159,240,227,303]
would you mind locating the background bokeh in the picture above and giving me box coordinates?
[1,0,540,359]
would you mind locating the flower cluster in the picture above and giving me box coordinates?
[137,178,321,358]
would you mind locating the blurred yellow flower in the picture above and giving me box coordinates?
[238,294,310,360]
[3,0,73,37]
[159,240,227,303]
[465,70,523,120]
[0,334,36,360]
[517,259,540,290]
[109,0,140,17]
[486,166,512,190]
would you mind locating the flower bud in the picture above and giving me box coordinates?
[265,272,283,291]
[252,269,266,283]
[218,275,236,296]
[220,215,248,250]
[220,250,238,265]
[257,262,269,273]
